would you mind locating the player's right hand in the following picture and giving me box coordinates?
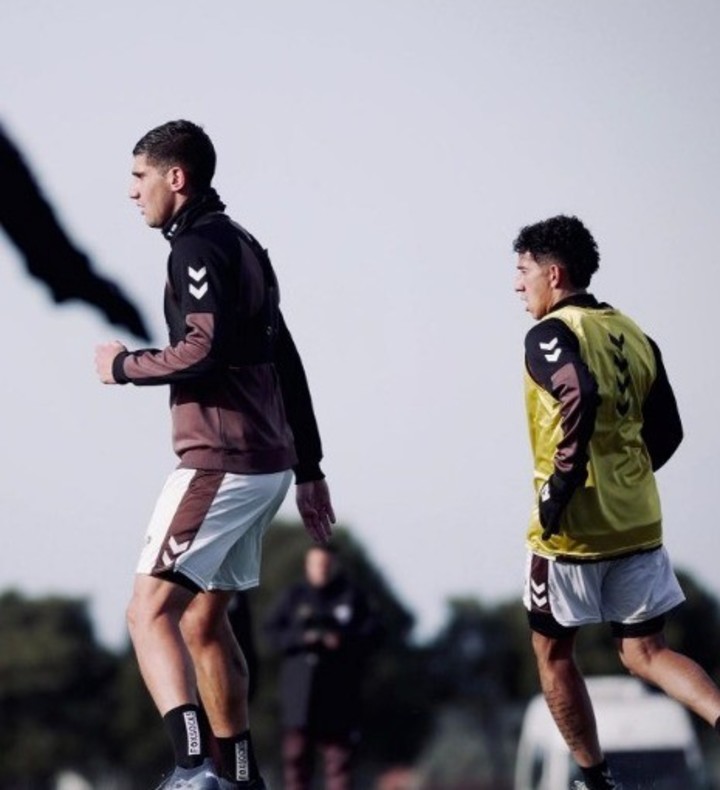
[296,479,335,544]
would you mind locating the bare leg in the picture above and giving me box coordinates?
[283,729,314,790]
[617,632,720,725]
[531,630,604,768]
[322,735,353,790]
[181,590,249,736]
[126,574,197,715]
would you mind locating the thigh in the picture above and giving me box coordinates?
[603,547,685,625]
[136,468,226,588]
[137,468,291,592]
[211,469,292,591]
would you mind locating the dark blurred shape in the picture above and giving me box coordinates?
[0,123,150,340]
[264,544,382,790]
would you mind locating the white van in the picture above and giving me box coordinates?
[514,675,708,789]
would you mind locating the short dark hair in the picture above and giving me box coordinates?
[513,215,600,288]
[133,120,216,192]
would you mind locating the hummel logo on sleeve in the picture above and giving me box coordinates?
[188,265,208,300]
[539,337,562,362]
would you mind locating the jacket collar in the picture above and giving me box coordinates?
[162,188,226,242]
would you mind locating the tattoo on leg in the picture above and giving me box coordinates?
[545,686,594,752]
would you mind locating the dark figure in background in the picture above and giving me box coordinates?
[0,123,149,341]
[265,545,380,790]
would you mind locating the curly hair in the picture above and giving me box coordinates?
[513,215,600,288]
[133,119,216,192]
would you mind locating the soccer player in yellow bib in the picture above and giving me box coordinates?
[514,215,720,790]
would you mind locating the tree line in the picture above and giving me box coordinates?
[2,522,720,788]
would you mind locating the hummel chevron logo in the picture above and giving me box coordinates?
[609,332,631,417]
[168,536,190,553]
[530,579,548,608]
[612,353,629,372]
[188,266,208,300]
[188,265,207,282]
[161,536,191,567]
[539,337,562,363]
[617,374,631,393]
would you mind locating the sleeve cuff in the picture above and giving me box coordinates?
[112,351,131,384]
[293,462,324,484]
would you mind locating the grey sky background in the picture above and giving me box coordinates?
[1,1,719,647]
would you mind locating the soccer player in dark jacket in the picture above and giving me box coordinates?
[95,120,335,790]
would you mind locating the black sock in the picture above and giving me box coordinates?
[715,714,720,735]
[163,704,208,769]
[217,730,259,783]
[580,759,618,789]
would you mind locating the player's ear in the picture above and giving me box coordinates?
[166,165,187,193]
[549,262,567,288]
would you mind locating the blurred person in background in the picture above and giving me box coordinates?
[265,545,381,790]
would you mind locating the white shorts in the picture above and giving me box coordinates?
[523,547,685,631]
[137,468,292,592]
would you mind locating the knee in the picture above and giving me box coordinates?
[180,606,215,652]
[180,605,235,659]
[617,634,665,679]
[532,631,575,671]
[125,580,189,641]
[618,650,637,677]
[619,649,652,681]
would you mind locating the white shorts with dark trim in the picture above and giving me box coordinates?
[137,468,293,591]
[523,546,685,629]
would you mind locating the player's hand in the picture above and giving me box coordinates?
[538,473,576,540]
[296,479,335,544]
[94,340,127,384]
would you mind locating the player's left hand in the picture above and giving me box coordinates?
[94,340,127,384]
[296,479,335,544]
[538,473,576,540]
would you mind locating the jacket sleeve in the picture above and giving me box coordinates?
[274,312,324,483]
[113,237,225,385]
[642,336,683,471]
[113,314,216,385]
[525,318,599,486]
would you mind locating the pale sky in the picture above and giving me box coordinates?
[2,1,719,647]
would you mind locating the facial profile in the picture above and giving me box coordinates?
[514,252,561,320]
[128,154,185,228]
